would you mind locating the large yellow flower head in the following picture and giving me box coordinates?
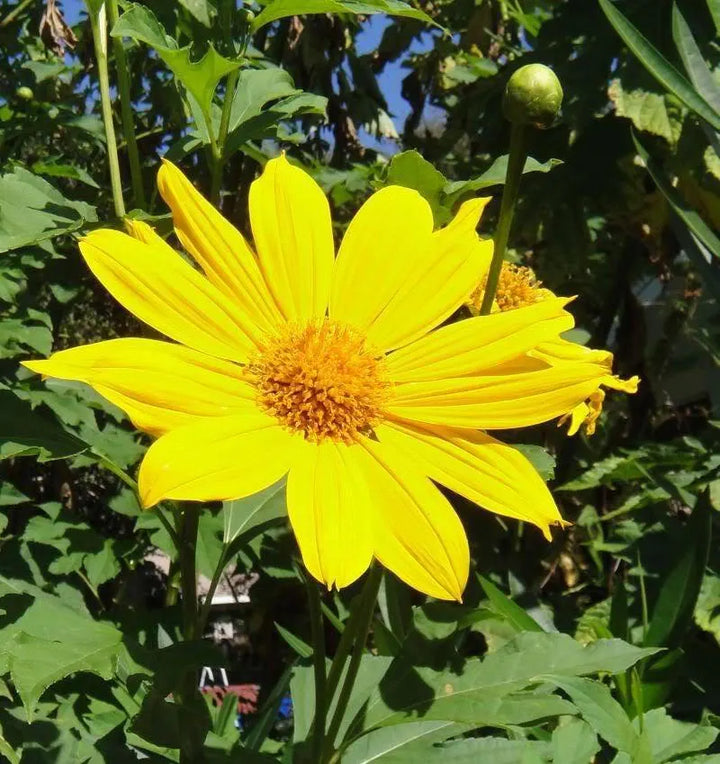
[468,262,640,435]
[25,156,619,600]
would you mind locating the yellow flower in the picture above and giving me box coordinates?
[468,262,639,436]
[25,157,614,600]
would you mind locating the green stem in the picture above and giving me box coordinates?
[306,573,327,763]
[0,0,33,27]
[479,122,527,314]
[89,6,126,219]
[323,565,382,762]
[197,546,229,633]
[107,0,146,210]
[176,504,205,763]
[209,68,240,205]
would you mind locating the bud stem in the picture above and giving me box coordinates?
[479,122,528,315]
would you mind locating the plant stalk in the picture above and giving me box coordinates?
[197,546,229,633]
[106,0,146,209]
[322,565,382,762]
[176,504,205,763]
[306,573,328,763]
[89,4,125,219]
[479,121,527,314]
[209,68,239,205]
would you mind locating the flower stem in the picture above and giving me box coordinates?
[89,4,126,219]
[322,565,382,762]
[197,545,229,634]
[479,122,527,314]
[106,0,146,210]
[209,67,239,206]
[306,572,327,763]
[176,504,206,763]
[0,0,33,27]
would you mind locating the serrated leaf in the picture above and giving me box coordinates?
[0,391,88,462]
[608,80,675,142]
[362,632,657,729]
[0,167,97,253]
[599,0,720,131]
[111,4,240,120]
[252,0,436,32]
[548,676,650,761]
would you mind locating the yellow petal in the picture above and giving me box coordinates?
[286,440,373,589]
[80,229,264,362]
[329,186,435,345]
[388,363,606,430]
[387,297,573,383]
[157,160,281,332]
[125,219,176,256]
[377,420,563,540]
[23,339,255,436]
[138,412,299,507]
[559,402,590,437]
[364,197,494,351]
[355,436,469,601]
[533,337,614,368]
[249,155,334,322]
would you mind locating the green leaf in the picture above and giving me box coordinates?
[178,0,216,26]
[478,576,544,633]
[385,150,448,222]
[275,623,313,658]
[551,718,600,764]
[709,0,720,34]
[252,0,436,32]
[644,491,712,648]
[443,155,561,206]
[223,480,287,546]
[362,633,657,729]
[548,676,650,761]
[0,167,97,253]
[0,391,88,462]
[638,707,719,762]
[31,161,100,188]
[672,3,720,116]
[111,4,240,121]
[607,80,676,142]
[513,444,556,481]
[342,721,466,763]
[403,736,549,763]
[598,0,720,131]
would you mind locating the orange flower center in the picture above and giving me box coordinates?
[470,263,551,312]
[250,320,389,443]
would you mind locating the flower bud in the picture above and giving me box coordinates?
[502,64,563,129]
[15,86,34,101]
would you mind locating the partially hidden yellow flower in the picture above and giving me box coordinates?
[25,156,617,600]
[468,262,639,436]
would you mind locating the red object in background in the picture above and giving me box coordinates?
[201,683,260,715]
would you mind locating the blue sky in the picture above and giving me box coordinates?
[61,0,422,146]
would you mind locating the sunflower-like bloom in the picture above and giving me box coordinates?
[25,157,619,600]
[468,263,639,436]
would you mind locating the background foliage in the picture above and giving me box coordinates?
[1,0,720,760]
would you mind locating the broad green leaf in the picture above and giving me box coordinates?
[598,0,720,131]
[342,721,466,763]
[0,391,88,462]
[111,4,240,120]
[709,0,720,34]
[478,576,544,633]
[223,480,287,546]
[31,161,99,188]
[551,718,600,764]
[549,676,650,761]
[644,491,711,647]
[443,155,561,206]
[385,150,447,222]
[607,80,676,142]
[362,632,656,729]
[672,3,720,116]
[0,577,123,720]
[0,167,97,253]
[513,445,556,481]
[252,0,436,32]
[637,707,718,762]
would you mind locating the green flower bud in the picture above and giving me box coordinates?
[502,64,563,129]
[15,86,34,101]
